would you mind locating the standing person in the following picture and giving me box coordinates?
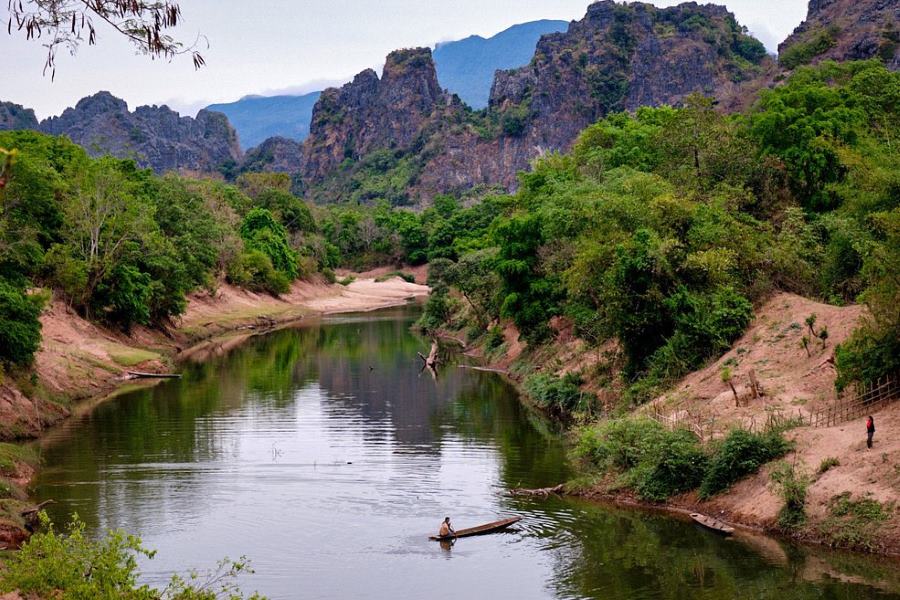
[438,517,455,538]
[866,415,875,449]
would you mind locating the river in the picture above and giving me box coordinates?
[32,306,900,599]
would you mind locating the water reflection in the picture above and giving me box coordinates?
[32,306,900,599]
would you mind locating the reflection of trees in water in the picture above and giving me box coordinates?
[534,498,898,599]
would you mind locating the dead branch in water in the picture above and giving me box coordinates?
[509,484,565,498]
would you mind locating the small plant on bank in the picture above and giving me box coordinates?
[818,326,829,349]
[485,325,505,351]
[770,460,810,530]
[819,492,894,551]
[817,456,840,475]
[801,336,811,357]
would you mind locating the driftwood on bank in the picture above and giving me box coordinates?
[21,500,55,517]
[508,484,565,498]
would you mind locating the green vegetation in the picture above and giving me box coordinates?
[770,460,810,529]
[575,417,789,503]
[0,513,264,599]
[779,27,839,69]
[819,492,895,551]
[699,428,792,498]
[817,456,840,474]
[414,61,900,404]
[524,372,590,415]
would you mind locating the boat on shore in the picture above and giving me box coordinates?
[429,516,522,540]
[690,512,735,535]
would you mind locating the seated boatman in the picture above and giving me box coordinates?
[438,516,455,537]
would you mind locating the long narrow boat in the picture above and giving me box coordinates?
[429,516,522,541]
[690,512,735,535]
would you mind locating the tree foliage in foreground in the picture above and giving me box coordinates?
[0,513,264,599]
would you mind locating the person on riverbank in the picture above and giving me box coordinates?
[866,415,875,449]
[438,517,455,538]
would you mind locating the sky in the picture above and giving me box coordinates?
[2,0,810,120]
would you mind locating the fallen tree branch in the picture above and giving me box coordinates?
[508,484,565,497]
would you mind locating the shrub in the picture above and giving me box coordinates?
[818,456,840,474]
[523,372,589,414]
[633,429,708,502]
[0,513,264,599]
[699,428,792,499]
[770,460,810,529]
[575,418,706,502]
[0,279,44,366]
[485,325,505,351]
[227,250,289,296]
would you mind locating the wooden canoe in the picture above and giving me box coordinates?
[690,512,735,535]
[127,371,182,379]
[429,516,521,541]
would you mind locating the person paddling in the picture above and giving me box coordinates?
[438,516,455,538]
[866,415,875,449]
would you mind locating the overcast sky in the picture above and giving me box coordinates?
[3,0,810,119]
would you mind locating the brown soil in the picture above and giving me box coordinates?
[466,292,899,555]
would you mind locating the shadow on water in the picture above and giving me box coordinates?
[31,305,900,599]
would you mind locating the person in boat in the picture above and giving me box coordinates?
[866,415,875,449]
[438,516,455,537]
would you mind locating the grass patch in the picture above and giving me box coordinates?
[374,271,416,283]
[337,276,356,286]
[817,456,840,475]
[819,492,894,551]
[0,443,39,474]
[104,344,161,367]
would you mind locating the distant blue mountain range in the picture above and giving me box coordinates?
[207,92,321,150]
[206,19,568,150]
[433,19,568,109]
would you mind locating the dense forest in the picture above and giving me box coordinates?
[1,60,898,409]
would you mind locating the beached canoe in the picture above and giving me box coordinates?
[429,516,522,540]
[690,512,735,535]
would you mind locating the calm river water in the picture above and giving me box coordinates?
[32,306,900,599]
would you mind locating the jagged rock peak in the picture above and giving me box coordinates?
[37,91,242,173]
[241,136,303,174]
[0,101,39,131]
[302,47,452,182]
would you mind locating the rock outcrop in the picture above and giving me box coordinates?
[301,48,451,183]
[36,92,242,173]
[241,136,304,174]
[0,102,39,131]
[779,0,900,70]
[301,1,773,205]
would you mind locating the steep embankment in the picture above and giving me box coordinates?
[465,293,900,554]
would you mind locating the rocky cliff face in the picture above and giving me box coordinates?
[38,92,242,173]
[0,102,39,131]
[779,0,899,70]
[241,136,304,174]
[302,1,772,205]
[301,48,451,183]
